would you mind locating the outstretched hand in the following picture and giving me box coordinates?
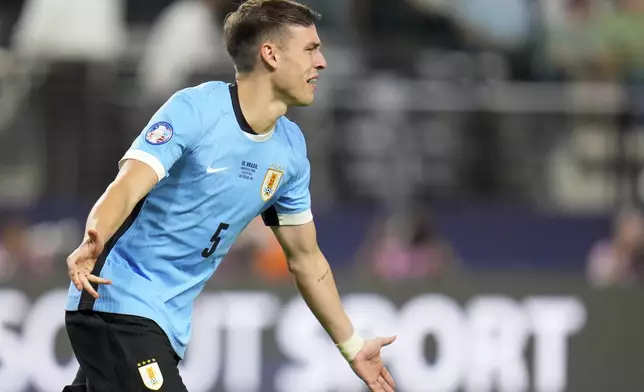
[67,229,111,299]
[351,336,396,392]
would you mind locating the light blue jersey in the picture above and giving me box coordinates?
[65,81,313,358]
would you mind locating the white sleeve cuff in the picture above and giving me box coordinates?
[277,209,313,226]
[119,149,166,182]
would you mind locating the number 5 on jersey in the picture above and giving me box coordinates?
[202,222,230,258]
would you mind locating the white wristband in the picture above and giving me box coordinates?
[336,331,366,362]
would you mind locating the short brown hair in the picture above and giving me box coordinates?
[224,0,321,73]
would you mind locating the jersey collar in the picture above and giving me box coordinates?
[229,83,275,142]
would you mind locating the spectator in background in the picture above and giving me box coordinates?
[354,0,464,73]
[405,0,532,50]
[10,0,127,201]
[0,0,25,49]
[453,0,532,51]
[586,207,644,287]
[592,0,644,82]
[11,0,125,63]
[544,0,644,82]
[138,0,236,100]
[356,206,457,281]
[542,0,603,80]
[0,215,54,280]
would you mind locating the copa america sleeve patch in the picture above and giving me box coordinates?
[145,122,174,145]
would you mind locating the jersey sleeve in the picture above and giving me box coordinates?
[119,92,202,181]
[262,158,313,227]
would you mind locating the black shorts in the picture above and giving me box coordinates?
[63,310,188,392]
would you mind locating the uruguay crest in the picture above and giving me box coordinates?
[138,359,164,390]
[261,168,284,201]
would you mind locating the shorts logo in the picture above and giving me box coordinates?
[145,122,173,145]
[261,167,284,202]
[138,359,164,390]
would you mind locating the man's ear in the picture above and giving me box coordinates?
[259,42,279,70]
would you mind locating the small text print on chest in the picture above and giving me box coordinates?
[239,160,258,181]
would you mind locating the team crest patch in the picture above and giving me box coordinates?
[138,359,164,390]
[145,122,173,145]
[261,168,284,201]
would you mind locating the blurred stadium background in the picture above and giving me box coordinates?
[0,0,643,391]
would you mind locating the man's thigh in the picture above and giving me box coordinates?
[66,311,188,392]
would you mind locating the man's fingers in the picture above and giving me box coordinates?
[379,375,395,392]
[66,249,82,268]
[381,367,396,389]
[68,249,91,268]
[379,336,396,347]
[88,275,112,285]
[70,269,83,291]
[80,275,99,299]
[74,272,83,291]
[368,381,384,392]
[67,259,83,290]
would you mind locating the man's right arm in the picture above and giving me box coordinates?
[84,159,158,245]
[88,90,202,243]
[69,90,202,296]
[68,159,159,296]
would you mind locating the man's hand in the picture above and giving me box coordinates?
[351,336,397,392]
[67,229,112,299]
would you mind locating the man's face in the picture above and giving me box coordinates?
[271,25,327,106]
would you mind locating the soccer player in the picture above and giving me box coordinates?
[62,1,397,391]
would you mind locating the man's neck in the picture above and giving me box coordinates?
[236,75,288,135]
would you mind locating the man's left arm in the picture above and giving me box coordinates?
[263,140,396,390]
[270,221,397,392]
[270,221,359,355]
